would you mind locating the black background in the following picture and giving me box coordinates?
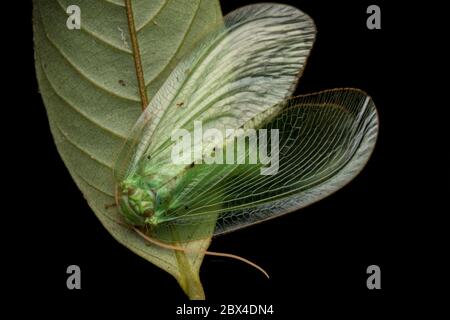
[6,0,442,317]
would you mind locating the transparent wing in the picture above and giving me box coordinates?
[114,3,316,180]
[152,89,378,242]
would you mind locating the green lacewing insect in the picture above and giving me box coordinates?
[114,4,378,248]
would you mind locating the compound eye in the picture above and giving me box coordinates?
[143,209,154,218]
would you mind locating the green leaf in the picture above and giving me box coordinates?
[33,0,223,299]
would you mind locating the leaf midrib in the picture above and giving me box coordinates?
[125,0,149,109]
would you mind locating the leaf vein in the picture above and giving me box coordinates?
[145,0,201,86]
[54,122,113,171]
[136,0,169,32]
[56,0,132,54]
[42,30,140,103]
[38,57,128,141]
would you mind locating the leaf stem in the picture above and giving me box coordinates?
[125,0,149,110]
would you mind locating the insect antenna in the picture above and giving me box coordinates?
[133,227,269,279]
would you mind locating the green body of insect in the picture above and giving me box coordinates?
[117,163,190,227]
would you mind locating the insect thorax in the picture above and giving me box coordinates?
[117,164,184,228]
